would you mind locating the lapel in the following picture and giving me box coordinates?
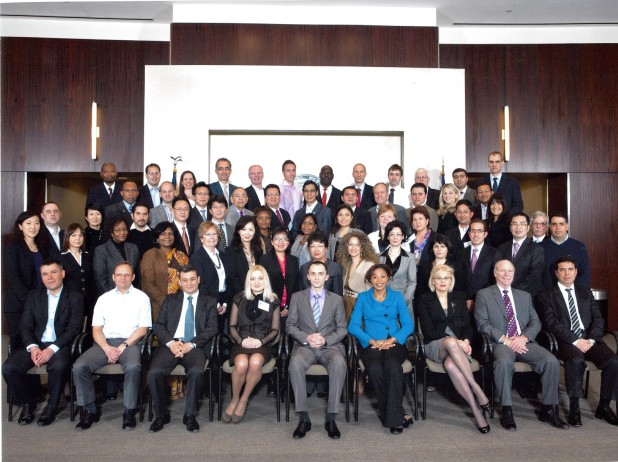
[106,240,123,261]
[492,286,509,322]
[54,288,69,324]
[553,286,570,321]
[168,292,184,331]
[194,293,207,331]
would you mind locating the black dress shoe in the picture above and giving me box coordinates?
[389,426,403,434]
[317,391,328,399]
[18,403,36,425]
[476,424,491,434]
[122,409,137,430]
[185,414,200,432]
[538,407,570,429]
[595,406,618,426]
[75,409,100,431]
[499,408,517,431]
[293,420,311,438]
[325,420,341,439]
[402,415,414,428]
[568,409,582,427]
[37,405,57,426]
[149,413,170,433]
[106,392,118,401]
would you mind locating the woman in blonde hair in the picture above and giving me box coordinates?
[222,265,280,423]
[437,183,459,234]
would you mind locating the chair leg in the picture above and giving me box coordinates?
[353,367,359,422]
[285,372,291,422]
[217,368,223,421]
[412,370,418,421]
[584,369,591,399]
[207,369,213,422]
[344,371,349,423]
[70,374,75,422]
[275,368,280,422]
[422,367,427,420]
[8,389,13,422]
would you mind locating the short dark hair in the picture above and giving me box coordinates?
[172,196,190,209]
[384,220,409,243]
[455,199,473,212]
[179,264,198,277]
[341,185,357,196]
[152,221,173,244]
[410,183,427,194]
[132,202,149,214]
[452,168,468,176]
[85,202,104,217]
[550,212,569,223]
[365,263,392,283]
[469,218,487,232]
[264,184,280,195]
[476,181,492,191]
[388,164,403,175]
[282,160,296,171]
[40,257,63,271]
[209,194,228,209]
[41,201,60,213]
[307,231,328,248]
[553,256,577,271]
[192,181,210,196]
[302,180,318,192]
[145,163,160,174]
[510,212,530,225]
[308,260,328,273]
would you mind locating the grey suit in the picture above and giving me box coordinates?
[93,239,140,295]
[378,249,417,319]
[224,206,254,228]
[460,187,477,205]
[475,285,560,406]
[104,201,134,231]
[286,288,347,414]
[148,204,173,228]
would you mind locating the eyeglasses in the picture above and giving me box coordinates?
[433,276,452,281]
[415,176,428,180]
[273,237,289,243]
[309,244,325,249]
[265,193,280,197]
[469,229,486,234]
[388,233,403,238]
[202,233,218,238]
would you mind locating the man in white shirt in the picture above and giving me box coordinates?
[280,159,303,217]
[245,164,265,211]
[40,201,64,256]
[137,163,161,209]
[386,164,409,208]
[444,199,474,255]
[473,182,493,221]
[414,168,440,210]
[352,163,376,210]
[73,261,151,431]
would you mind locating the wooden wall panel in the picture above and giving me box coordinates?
[171,24,438,68]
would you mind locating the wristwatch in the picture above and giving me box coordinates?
[121,341,129,348]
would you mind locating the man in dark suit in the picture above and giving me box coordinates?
[188,181,211,226]
[460,219,500,310]
[136,163,161,210]
[498,213,544,298]
[147,265,219,432]
[170,196,196,256]
[299,233,343,296]
[208,195,234,253]
[287,260,348,439]
[369,182,410,233]
[104,180,139,232]
[444,199,474,257]
[352,163,376,210]
[408,182,439,232]
[40,201,65,256]
[291,180,332,239]
[86,162,122,209]
[475,151,523,214]
[452,168,477,204]
[2,258,83,426]
[245,164,265,211]
[341,186,373,234]
[264,184,291,232]
[537,256,618,427]
[475,260,568,431]
[414,168,440,210]
[472,182,493,221]
[208,157,237,203]
[318,165,341,214]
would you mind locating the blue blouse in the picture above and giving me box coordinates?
[348,287,414,348]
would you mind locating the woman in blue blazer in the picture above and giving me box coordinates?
[349,264,414,434]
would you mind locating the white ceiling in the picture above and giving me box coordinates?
[1,0,617,26]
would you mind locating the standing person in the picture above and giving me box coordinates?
[287,261,348,439]
[189,182,211,225]
[408,206,435,266]
[3,211,49,348]
[40,201,65,257]
[473,182,493,221]
[72,261,151,431]
[475,151,523,214]
[341,186,373,234]
[417,265,490,433]
[369,182,409,233]
[147,265,219,433]
[177,170,197,205]
[225,187,254,228]
[486,193,512,248]
[386,164,409,208]
[408,182,439,233]
[222,266,281,423]
[148,181,176,228]
[208,158,237,204]
[291,180,332,238]
[436,183,459,234]
[170,196,195,256]
[279,159,303,218]
[444,199,474,258]
[290,213,318,268]
[224,216,264,300]
[368,204,397,254]
[86,162,121,209]
[414,168,440,210]
[127,203,154,259]
[318,165,342,214]
[265,184,292,231]
[104,181,139,231]
[452,168,476,203]
[84,202,106,256]
[352,163,376,210]
[378,220,417,319]
[2,258,83,426]
[348,264,414,433]
[208,194,234,253]
[245,164,265,211]
[60,223,96,321]
[327,204,361,261]
[137,162,161,209]
[254,206,274,253]
[335,232,377,321]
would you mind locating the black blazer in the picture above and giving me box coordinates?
[358,184,377,210]
[437,211,458,234]
[40,226,65,257]
[153,291,219,354]
[444,226,471,260]
[537,285,604,344]
[172,221,198,256]
[323,185,342,214]
[86,182,122,209]
[498,238,544,297]
[188,206,211,226]
[3,241,44,314]
[475,174,523,214]
[223,246,263,301]
[20,287,84,350]
[268,207,291,231]
[190,245,227,305]
[353,207,373,234]
[137,184,156,210]
[60,251,96,316]
[104,201,133,231]
[245,185,263,212]
[417,291,473,343]
[426,187,440,211]
[486,216,512,248]
[259,250,301,306]
[299,259,344,296]
[460,244,500,301]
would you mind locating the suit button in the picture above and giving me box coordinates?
[386,327,389,330]
[384,314,388,318]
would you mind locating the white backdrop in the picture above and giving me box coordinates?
[144,65,465,193]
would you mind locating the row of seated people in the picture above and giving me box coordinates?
[3,253,617,438]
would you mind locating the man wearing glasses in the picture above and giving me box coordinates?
[299,232,343,296]
[208,157,237,203]
[414,168,439,210]
[225,187,254,228]
[264,184,292,231]
[171,197,196,256]
[189,181,211,225]
[291,180,332,239]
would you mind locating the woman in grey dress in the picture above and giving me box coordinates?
[416,264,490,434]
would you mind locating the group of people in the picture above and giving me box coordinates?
[3,152,617,439]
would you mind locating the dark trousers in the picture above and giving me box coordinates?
[362,343,408,427]
[558,340,618,401]
[2,345,71,409]
[147,346,206,417]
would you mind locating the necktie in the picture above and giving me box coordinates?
[312,294,321,326]
[471,248,478,272]
[151,187,160,207]
[218,223,227,249]
[388,188,395,204]
[183,295,195,342]
[275,209,284,226]
[492,177,499,192]
[223,185,229,202]
[502,290,519,337]
[322,188,328,206]
[128,204,133,213]
[181,226,190,252]
[566,288,582,338]
[512,242,520,259]
[239,209,244,217]
[356,188,361,208]
[108,187,113,199]
[199,209,206,221]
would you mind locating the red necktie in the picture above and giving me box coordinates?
[276,209,284,226]
[322,188,328,206]
[356,188,361,208]
[181,226,190,253]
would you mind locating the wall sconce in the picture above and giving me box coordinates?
[502,105,510,161]
[91,101,100,160]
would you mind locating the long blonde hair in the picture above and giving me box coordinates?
[244,265,277,302]
[437,183,459,217]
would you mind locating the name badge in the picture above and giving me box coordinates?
[258,300,270,312]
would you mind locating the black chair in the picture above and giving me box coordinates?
[217,333,282,421]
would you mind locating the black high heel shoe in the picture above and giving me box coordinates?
[402,415,414,428]
[479,401,492,416]
[476,423,490,434]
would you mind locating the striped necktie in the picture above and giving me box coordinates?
[312,294,321,326]
[566,288,582,338]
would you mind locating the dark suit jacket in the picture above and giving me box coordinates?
[211,222,235,254]
[223,246,263,300]
[137,184,157,210]
[475,285,541,343]
[291,202,332,239]
[21,287,84,350]
[498,238,544,297]
[487,216,512,248]
[86,182,122,209]
[208,182,238,200]
[417,291,473,343]
[93,239,140,295]
[369,204,410,234]
[245,185,263,212]
[426,187,440,210]
[460,244,500,300]
[299,259,344,296]
[60,251,95,314]
[357,184,376,210]
[461,187,477,205]
[153,291,219,354]
[268,207,291,232]
[3,241,45,314]
[445,226,471,259]
[321,185,342,214]
[260,250,301,306]
[40,226,65,257]
[190,245,227,306]
[104,201,133,231]
[537,285,604,344]
[188,206,211,226]
[172,221,198,256]
[286,288,347,354]
[476,174,523,214]
[353,207,373,234]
